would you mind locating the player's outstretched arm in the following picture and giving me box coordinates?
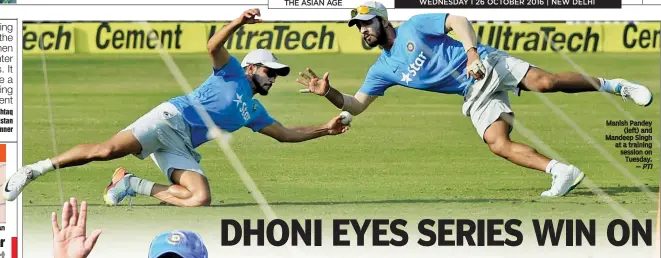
[444,15,485,80]
[208,8,263,70]
[297,68,378,116]
[258,116,349,143]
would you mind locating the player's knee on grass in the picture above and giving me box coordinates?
[172,188,210,207]
[520,68,556,93]
[184,185,211,207]
[171,169,212,207]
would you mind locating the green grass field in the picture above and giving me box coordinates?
[21,52,660,234]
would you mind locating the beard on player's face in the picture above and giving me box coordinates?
[250,68,274,96]
[360,18,387,48]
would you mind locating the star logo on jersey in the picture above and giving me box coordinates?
[400,72,412,85]
[400,51,428,86]
[233,93,243,107]
[233,93,251,121]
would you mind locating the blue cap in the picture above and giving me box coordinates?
[148,230,208,258]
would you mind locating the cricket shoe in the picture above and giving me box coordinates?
[2,166,37,201]
[103,167,136,206]
[615,79,653,107]
[540,165,585,198]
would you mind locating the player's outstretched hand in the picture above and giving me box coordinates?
[326,115,350,135]
[466,48,485,80]
[52,198,102,258]
[238,8,263,25]
[297,68,331,96]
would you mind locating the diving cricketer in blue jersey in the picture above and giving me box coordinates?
[297,1,654,198]
[4,9,350,207]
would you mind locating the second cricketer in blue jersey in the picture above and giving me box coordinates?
[297,1,654,198]
[356,12,499,97]
[4,9,350,207]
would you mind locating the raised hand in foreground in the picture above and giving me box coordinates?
[52,198,102,258]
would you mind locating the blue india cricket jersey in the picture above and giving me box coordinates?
[359,13,499,97]
[168,56,276,148]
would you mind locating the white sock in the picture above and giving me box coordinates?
[545,160,559,174]
[547,160,571,175]
[129,176,155,196]
[598,78,620,94]
[29,159,55,176]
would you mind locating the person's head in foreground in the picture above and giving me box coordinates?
[148,230,208,258]
[348,1,393,48]
[241,48,291,96]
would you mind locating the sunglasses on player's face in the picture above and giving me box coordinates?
[350,5,386,19]
[351,5,371,18]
